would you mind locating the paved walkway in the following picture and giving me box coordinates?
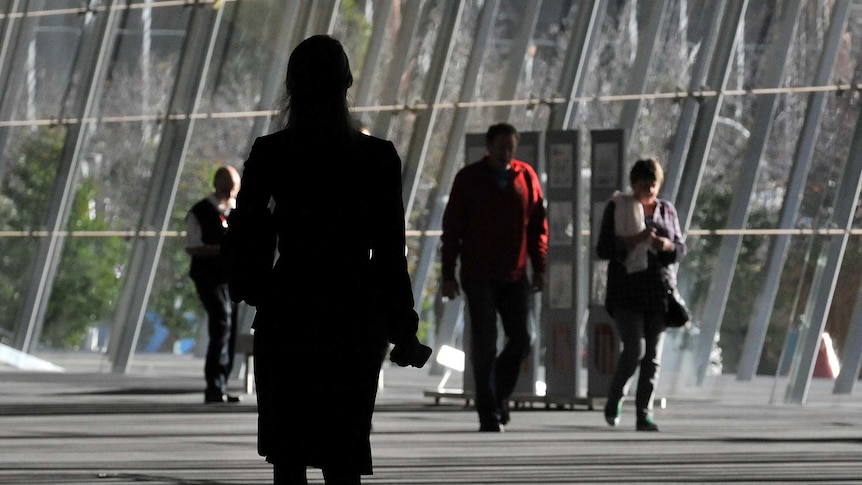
[1,353,861,484]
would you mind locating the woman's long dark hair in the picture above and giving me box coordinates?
[276,35,355,135]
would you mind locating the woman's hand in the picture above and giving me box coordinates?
[650,233,675,252]
[390,338,433,368]
[622,228,653,250]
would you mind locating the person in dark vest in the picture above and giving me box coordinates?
[185,165,242,404]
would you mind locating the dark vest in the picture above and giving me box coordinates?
[189,198,228,284]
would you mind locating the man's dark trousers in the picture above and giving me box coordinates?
[462,277,531,426]
[195,280,237,400]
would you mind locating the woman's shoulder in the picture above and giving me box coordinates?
[252,129,290,147]
[657,198,677,212]
[355,132,396,153]
[353,132,400,169]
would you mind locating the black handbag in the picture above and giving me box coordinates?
[665,285,691,327]
[662,267,691,327]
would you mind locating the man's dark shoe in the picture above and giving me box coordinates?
[604,400,621,427]
[498,400,511,426]
[205,394,242,404]
[636,416,659,431]
[479,422,504,432]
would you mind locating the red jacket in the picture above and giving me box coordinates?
[441,157,548,282]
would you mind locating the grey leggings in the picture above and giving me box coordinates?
[607,307,666,418]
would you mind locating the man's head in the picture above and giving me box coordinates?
[213,165,240,200]
[485,123,519,170]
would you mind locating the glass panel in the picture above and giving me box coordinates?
[142,234,202,355]
[785,2,838,89]
[27,3,191,350]
[333,0,372,82]
[0,125,66,344]
[409,3,483,232]
[0,237,37,345]
[645,0,700,97]
[349,1,397,133]
[143,117,253,357]
[578,1,636,124]
[99,5,191,119]
[833,235,862,365]
[12,7,84,121]
[1,0,860,390]
[629,97,683,170]
[34,124,139,350]
[198,1,290,115]
[40,236,127,350]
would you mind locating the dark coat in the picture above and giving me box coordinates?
[596,197,687,315]
[231,128,419,475]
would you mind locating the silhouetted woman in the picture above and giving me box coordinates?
[228,35,429,485]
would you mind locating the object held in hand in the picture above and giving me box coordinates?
[390,342,432,368]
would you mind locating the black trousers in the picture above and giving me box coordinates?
[607,307,666,418]
[462,277,532,425]
[194,280,238,398]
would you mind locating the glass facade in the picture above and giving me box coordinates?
[1,0,861,404]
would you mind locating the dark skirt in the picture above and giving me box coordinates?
[252,307,388,475]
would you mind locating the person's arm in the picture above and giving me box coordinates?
[223,138,277,306]
[372,143,420,339]
[367,141,430,367]
[659,200,687,264]
[525,166,548,291]
[235,141,275,215]
[440,171,467,298]
[184,210,220,257]
[596,200,621,261]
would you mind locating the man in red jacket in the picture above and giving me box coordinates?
[441,123,548,432]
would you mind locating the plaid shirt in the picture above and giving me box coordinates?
[596,198,686,314]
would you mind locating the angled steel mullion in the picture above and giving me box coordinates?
[244,2,302,142]
[694,0,803,386]
[738,0,851,381]
[836,254,862,394]
[109,3,224,373]
[785,106,862,404]
[673,0,747,233]
[352,0,392,111]
[409,0,500,329]
[663,1,726,203]
[371,0,422,139]
[619,0,668,155]
[547,0,607,131]
[304,0,339,37]
[674,0,748,385]
[837,92,862,394]
[493,0,542,123]
[12,1,126,352]
[0,0,43,173]
[400,0,464,220]
[833,78,862,394]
